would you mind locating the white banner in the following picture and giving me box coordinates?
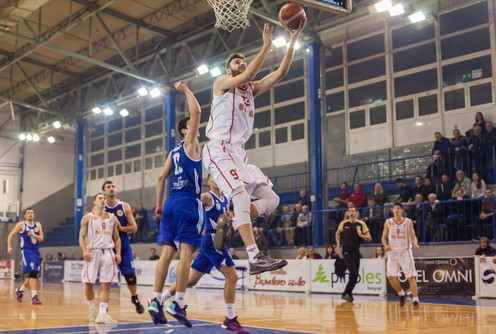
[63,260,84,282]
[248,260,310,292]
[0,259,14,279]
[120,260,157,286]
[310,259,386,295]
[197,260,249,289]
[475,257,496,298]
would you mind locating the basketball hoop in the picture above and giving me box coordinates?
[207,0,253,32]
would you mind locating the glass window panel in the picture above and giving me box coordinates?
[254,110,271,129]
[145,139,162,155]
[326,68,343,89]
[145,105,163,122]
[108,118,122,133]
[274,80,304,103]
[470,82,492,106]
[98,167,104,179]
[326,46,343,68]
[199,126,208,142]
[155,155,163,168]
[275,102,305,125]
[107,165,114,177]
[392,23,435,49]
[256,90,270,108]
[347,34,384,62]
[125,114,141,128]
[90,169,96,180]
[419,95,438,116]
[125,162,132,174]
[349,81,386,107]
[441,28,490,60]
[348,57,385,84]
[275,127,288,144]
[195,89,211,106]
[178,98,185,112]
[108,133,122,148]
[326,91,344,113]
[440,2,488,36]
[107,149,122,163]
[394,69,437,97]
[254,69,270,81]
[259,131,271,147]
[91,153,104,166]
[91,138,104,152]
[145,121,162,138]
[90,123,104,138]
[145,157,153,170]
[370,105,387,125]
[291,123,305,141]
[245,134,255,150]
[442,56,492,86]
[350,110,365,129]
[395,100,414,120]
[281,59,303,82]
[393,43,436,72]
[115,163,122,175]
[444,89,465,111]
[201,106,211,123]
[125,144,141,159]
[125,127,141,143]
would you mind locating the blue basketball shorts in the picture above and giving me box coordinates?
[21,248,40,274]
[191,233,234,274]
[118,244,135,274]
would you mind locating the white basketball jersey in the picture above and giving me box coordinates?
[387,217,412,250]
[85,213,115,250]
[206,80,255,146]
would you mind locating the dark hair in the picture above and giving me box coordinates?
[472,172,482,189]
[415,175,423,180]
[434,131,441,136]
[102,181,113,191]
[177,116,190,138]
[374,245,385,258]
[225,53,245,69]
[325,245,336,259]
[424,176,432,181]
[23,207,34,214]
[475,111,485,123]
[393,203,403,209]
[342,182,348,187]
[395,178,404,184]
[93,192,105,200]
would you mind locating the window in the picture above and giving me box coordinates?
[275,102,305,125]
[98,167,104,179]
[125,114,141,128]
[107,149,122,163]
[442,56,492,86]
[394,69,437,97]
[274,80,304,103]
[107,165,114,177]
[145,139,162,155]
[125,127,141,143]
[125,161,132,174]
[326,68,343,89]
[91,138,104,152]
[2,179,6,194]
[419,95,438,116]
[444,89,465,111]
[108,118,122,133]
[370,105,387,125]
[195,89,211,106]
[90,169,96,180]
[470,82,492,106]
[256,90,270,108]
[145,121,162,138]
[349,81,386,107]
[145,105,163,122]
[347,34,384,62]
[393,43,436,72]
[348,57,385,84]
[440,2,488,36]
[201,106,211,123]
[254,110,271,129]
[392,23,435,49]
[326,91,344,113]
[291,123,304,141]
[254,69,270,81]
[115,163,122,175]
[441,28,490,60]
[245,134,255,150]
[155,155,163,168]
[91,153,104,167]
[145,157,153,170]
[259,131,271,147]
[90,123,104,138]
[108,133,122,147]
[350,110,365,129]
[395,100,414,120]
[125,144,141,159]
[326,46,343,68]
[199,126,208,142]
[281,59,303,82]
[275,127,288,144]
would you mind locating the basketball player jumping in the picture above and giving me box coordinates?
[147,81,203,328]
[203,22,304,275]
[79,193,121,324]
[381,203,420,310]
[102,181,145,314]
[7,208,44,305]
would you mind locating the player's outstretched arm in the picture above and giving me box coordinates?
[113,216,122,264]
[382,222,390,251]
[200,192,214,210]
[214,23,273,95]
[156,154,173,216]
[175,81,201,160]
[7,222,23,255]
[79,215,91,261]
[119,202,138,234]
[253,22,305,97]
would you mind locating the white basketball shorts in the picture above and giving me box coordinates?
[82,248,118,284]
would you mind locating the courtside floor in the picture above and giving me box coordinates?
[1,280,495,334]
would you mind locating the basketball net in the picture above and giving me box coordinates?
[207,0,253,32]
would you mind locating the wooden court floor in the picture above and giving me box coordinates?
[1,279,495,334]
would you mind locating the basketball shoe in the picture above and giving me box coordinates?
[131,296,144,314]
[399,295,406,307]
[222,316,250,334]
[94,313,118,324]
[214,214,233,252]
[249,252,288,275]
[31,295,42,305]
[166,301,192,328]
[147,298,167,325]
[341,293,354,302]
[89,308,98,322]
[15,287,23,302]
[413,301,420,310]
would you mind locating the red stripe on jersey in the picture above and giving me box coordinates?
[228,88,236,143]
[206,143,234,190]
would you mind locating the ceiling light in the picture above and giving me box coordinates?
[408,11,426,23]
[53,121,61,129]
[18,133,26,141]
[150,88,161,98]
[119,109,129,117]
[210,67,222,77]
[287,41,301,49]
[197,64,209,75]
[137,87,148,96]
[47,136,55,143]
[92,107,102,114]
[26,134,33,141]
[103,108,113,115]
[273,37,287,48]
[375,0,392,13]
[32,134,40,142]
[388,4,405,16]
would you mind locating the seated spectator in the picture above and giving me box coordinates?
[266,208,284,247]
[468,125,486,178]
[349,183,366,208]
[395,178,413,204]
[57,252,66,261]
[475,237,495,262]
[344,201,361,220]
[229,248,239,260]
[423,176,436,200]
[295,205,311,245]
[151,205,160,237]
[479,188,495,239]
[149,247,159,260]
[45,253,54,261]
[448,189,470,241]
[334,182,350,209]
[252,216,267,235]
[470,172,486,199]
[408,193,425,225]
[363,198,383,242]
[307,246,322,259]
[412,176,425,200]
[451,128,468,171]
[425,193,443,242]
[325,245,339,259]
[432,131,452,176]
[437,174,454,201]
[374,246,387,259]
[296,247,307,260]
[254,227,269,253]
[452,170,471,198]
[281,205,296,246]
[371,182,386,206]
[297,189,310,206]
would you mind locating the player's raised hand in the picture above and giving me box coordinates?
[290,21,305,42]
[115,254,121,265]
[83,251,92,262]
[174,81,189,93]
[262,23,274,48]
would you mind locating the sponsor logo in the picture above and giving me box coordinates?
[482,268,496,285]
[117,210,124,217]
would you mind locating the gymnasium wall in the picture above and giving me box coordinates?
[0,114,21,218]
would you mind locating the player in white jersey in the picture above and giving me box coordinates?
[381,203,420,310]
[202,22,304,275]
[79,193,122,324]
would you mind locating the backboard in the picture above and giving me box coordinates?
[292,0,352,15]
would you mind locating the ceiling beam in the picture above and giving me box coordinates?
[0,95,58,115]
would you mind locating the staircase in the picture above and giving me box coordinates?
[43,217,76,247]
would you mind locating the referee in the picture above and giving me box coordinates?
[335,206,371,302]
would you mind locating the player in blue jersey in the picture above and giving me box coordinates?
[147,81,203,328]
[102,181,144,314]
[7,208,44,304]
[160,174,249,333]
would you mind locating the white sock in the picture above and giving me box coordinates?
[175,292,185,308]
[98,302,108,316]
[246,244,260,263]
[87,299,96,310]
[32,290,37,297]
[398,290,405,296]
[226,303,236,319]
[154,292,162,301]
[413,297,419,302]
[161,290,173,304]
[18,285,25,292]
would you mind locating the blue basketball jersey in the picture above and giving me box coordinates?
[170,140,202,196]
[204,191,229,234]
[105,200,131,248]
[19,221,40,250]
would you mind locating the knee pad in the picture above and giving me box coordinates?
[251,184,280,216]
[124,272,137,286]
[28,271,38,279]
[230,186,251,230]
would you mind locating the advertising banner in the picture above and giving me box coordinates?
[42,261,64,282]
[0,259,14,279]
[476,258,496,298]
[310,259,386,295]
[386,257,475,296]
[248,260,310,292]
[197,260,249,289]
[63,260,84,282]
[120,260,157,286]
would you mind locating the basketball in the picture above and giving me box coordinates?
[279,3,306,31]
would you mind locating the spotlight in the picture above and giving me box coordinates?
[273,37,287,48]
[92,107,102,114]
[103,108,113,115]
[18,133,26,141]
[26,134,33,141]
[197,65,209,75]
[119,109,129,117]
[32,134,40,142]
[150,88,161,98]
[210,67,222,77]
[53,121,61,129]
[388,4,404,16]
[408,11,426,23]
[374,0,392,13]
[47,136,55,143]
[137,87,148,96]
[287,41,301,49]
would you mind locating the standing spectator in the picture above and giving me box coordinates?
[412,176,425,200]
[473,112,486,134]
[374,246,387,259]
[229,248,239,260]
[485,121,496,164]
[335,207,372,302]
[451,128,468,171]
[267,208,284,247]
[395,178,413,204]
[151,205,160,237]
[475,237,495,262]
[297,190,310,206]
[253,227,269,253]
[425,194,443,242]
[363,198,383,242]
[470,172,486,199]
[149,248,159,260]
[432,132,452,176]
[422,177,436,200]
[296,247,307,260]
[436,174,454,201]
[295,205,311,245]
[349,183,366,208]
[468,125,486,179]
[370,183,386,206]
[452,170,471,198]
[135,203,148,243]
[325,245,339,259]
[281,205,296,246]
[306,246,322,259]
[334,182,350,209]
